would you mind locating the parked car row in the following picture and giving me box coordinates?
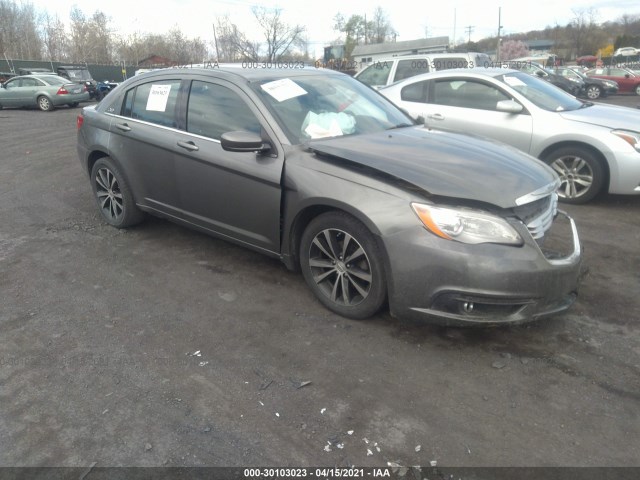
[584,66,640,95]
[0,66,122,110]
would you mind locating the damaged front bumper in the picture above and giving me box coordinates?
[384,211,583,326]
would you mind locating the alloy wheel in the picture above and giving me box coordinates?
[550,155,594,200]
[307,228,372,307]
[95,167,124,222]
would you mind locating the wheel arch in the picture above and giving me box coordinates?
[282,201,388,273]
[87,149,110,177]
[539,141,610,191]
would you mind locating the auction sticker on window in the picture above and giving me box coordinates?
[146,84,172,111]
[261,78,307,102]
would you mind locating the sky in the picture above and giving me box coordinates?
[29,0,640,58]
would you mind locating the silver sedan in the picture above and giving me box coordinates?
[380,68,640,204]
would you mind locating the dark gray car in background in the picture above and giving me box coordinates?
[76,67,582,326]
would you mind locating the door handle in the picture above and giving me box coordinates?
[116,123,131,132]
[177,140,199,152]
[427,113,444,121]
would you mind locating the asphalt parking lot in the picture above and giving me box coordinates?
[0,95,639,470]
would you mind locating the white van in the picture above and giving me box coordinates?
[354,52,492,89]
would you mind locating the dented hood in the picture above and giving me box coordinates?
[307,126,557,209]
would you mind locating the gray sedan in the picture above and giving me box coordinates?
[381,68,640,204]
[0,74,89,111]
[77,67,581,325]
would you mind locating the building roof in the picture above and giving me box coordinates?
[352,37,450,57]
[524,40,555,50]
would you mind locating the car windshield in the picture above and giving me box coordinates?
[497,72,584,112]
[250,74,413,144]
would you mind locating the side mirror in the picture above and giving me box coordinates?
[535,71,545,77]
[625,74,630,78]
[221,131,271,153]
[496,100,523,114]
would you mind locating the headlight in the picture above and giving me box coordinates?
[612,130,640,153]
[411,203,523,245]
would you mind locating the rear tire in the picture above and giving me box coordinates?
[37,95,53,111]
[300,212,387,319]
[90,157,144,228]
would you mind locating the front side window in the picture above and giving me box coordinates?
[128,80,181,128]
[186,81,261,140]
[432,79,510,111]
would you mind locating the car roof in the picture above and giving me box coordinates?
[12,74,71,82]
[133,65,345,84]
[387,67,518,83]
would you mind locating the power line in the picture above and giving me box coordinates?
[465,25,474,43]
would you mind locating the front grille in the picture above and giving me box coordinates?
[512,193,558,240]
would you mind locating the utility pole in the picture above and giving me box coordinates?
[453,8,456,48]
[465,25,474,45]
[364,14,368,45]
[496,7,503,62]
[212,23,220,61]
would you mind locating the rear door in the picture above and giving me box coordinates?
[108,78,185,213]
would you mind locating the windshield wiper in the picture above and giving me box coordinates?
[387,123,414,130]
[580,101,594,108]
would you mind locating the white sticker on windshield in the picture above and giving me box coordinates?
[261,78,307,102]
[503,76,527,87]
[146,84,172,111]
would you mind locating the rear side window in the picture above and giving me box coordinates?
[128,80,181,128]
[186,81,261,140]
[401,81,428,102]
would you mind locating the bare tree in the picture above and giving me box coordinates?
[41,12,68,61]
[214,15,260,62]
[80,11,114,63]
[569,8,599,57]
[0,0,43,59]
[370,7,394,44]
[69,6,90,62]
[252,6,305,62]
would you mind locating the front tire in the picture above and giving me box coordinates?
[37,96,53,111]
[585,85,601,99]
[90,157,144,228]
[300,212,386,319]
[543,146,605,204]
